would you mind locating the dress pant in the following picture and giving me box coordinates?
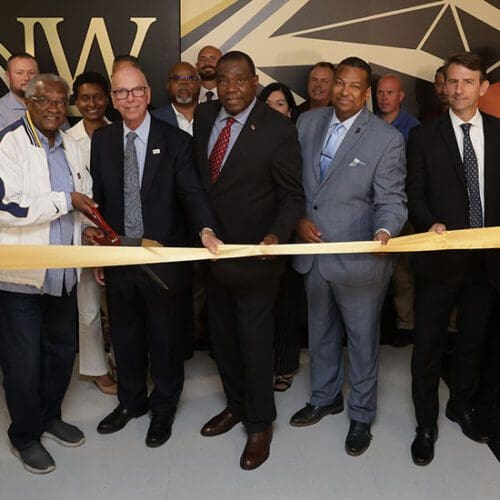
[0,289,77,449]
[412,256,494,427]
[105,266,189,414]
[206,270,280,433]
[77,268,109,376]
[305,261,388,423]
[274,262,305,375]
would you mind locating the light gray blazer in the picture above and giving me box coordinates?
[294,106,407,286]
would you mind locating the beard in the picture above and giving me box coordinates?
[199,66,216,81]
[12,87,26,99]
[175,91,193,105]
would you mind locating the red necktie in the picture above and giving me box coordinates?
[209,117,235,183]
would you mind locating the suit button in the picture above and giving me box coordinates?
[313,205,318,210]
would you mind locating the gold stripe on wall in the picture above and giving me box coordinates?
[181,0,238,37]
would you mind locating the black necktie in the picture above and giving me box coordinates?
[460,123,483,228]
[205,90,214,102]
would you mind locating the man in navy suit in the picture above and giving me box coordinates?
[86,65,220,448]
[290,57,407,456]
[407,52,500,465]
[152,62,201,135]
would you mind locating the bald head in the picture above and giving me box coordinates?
[196,46,222,83]
[111,66,151,129]
[376,74,405,120]
[167,62,201,105]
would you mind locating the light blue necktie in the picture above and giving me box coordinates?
[460,123,483,228]
[124,131,144,238]
[319,122,344,181]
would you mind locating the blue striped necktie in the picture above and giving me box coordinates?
[319,122,344,181]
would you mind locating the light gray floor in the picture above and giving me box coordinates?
[0,347,498,500]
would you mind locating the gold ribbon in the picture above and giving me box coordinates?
[1,227,499,270]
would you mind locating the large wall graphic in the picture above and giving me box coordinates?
[181,0,499,116]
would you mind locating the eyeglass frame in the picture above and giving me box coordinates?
[168,75,200,82]
[111,86,149,100]
[29,95,68,108]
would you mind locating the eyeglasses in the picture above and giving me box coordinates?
[30,96,68,108]
[111,86,148,100]
[168,75,200,82]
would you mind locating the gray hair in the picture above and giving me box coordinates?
[25,73,70,100]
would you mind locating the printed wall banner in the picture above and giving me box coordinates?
[0,1,180,109]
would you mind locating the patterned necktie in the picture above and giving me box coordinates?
[460,123,483,228]
[124,131,144,237]
[209,117,235,183]
[319,122,344,181]
[205,90,214,102]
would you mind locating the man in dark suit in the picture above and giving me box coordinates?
[152,62,201,134]
[290,57,407,457]
[86,65,220,448]
[407,52,500,465]
[193,51,304,470]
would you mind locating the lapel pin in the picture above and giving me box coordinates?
[153,148,161,155]
[355,128,360,133]
[76,172,81,180]
[251,124,256,131]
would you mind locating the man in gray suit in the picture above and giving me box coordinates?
[290,57,407,456]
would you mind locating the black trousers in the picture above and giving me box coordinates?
[206,273,280,433]
[0,289,77,449]
[105,266,190,414]
[412,265,494,427]
[274,263,305,375]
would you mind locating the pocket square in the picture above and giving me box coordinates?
[349,158,366,167]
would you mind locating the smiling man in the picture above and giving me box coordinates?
[196,45,222,103]
[407,52,500,465]
[193,51,304,470]
[297,61,335,116]
[0,74,94,474]
[0,52,39,130]
[89,65,220,449]
[291,57,407,457]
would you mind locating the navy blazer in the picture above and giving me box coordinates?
[152,103,178,128]
[91,115,216,292]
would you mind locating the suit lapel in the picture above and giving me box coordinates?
[321,107,368,185]
[110,123,125,211]
[141,119,162,201]
[213,101,262,184]
[439,113,466,188]
[199,103,221,188]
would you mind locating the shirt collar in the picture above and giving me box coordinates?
[217,97,257,126]
[123,112,151,144]
[6,91,26,111]
[329,107,364,133]
[35,127,63,149]
[449,107,482,130]
[171,103,192,122]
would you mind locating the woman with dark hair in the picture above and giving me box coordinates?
[67,71,116,395]
[259,82,298,122]
[258,82,305,392]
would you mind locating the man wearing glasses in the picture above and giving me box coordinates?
[0,74,95,474]
[87,65,221,448]
[153,62,201,135]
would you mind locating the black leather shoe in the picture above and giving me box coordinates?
[411,426,438,466]
[97,405,148,434]
[290,394,344,427]
[445,405,489,443]
[146,412,174,448]
[345,420,372,456]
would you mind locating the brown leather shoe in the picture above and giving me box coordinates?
[240,426,273,470]
[200,408,241,437]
